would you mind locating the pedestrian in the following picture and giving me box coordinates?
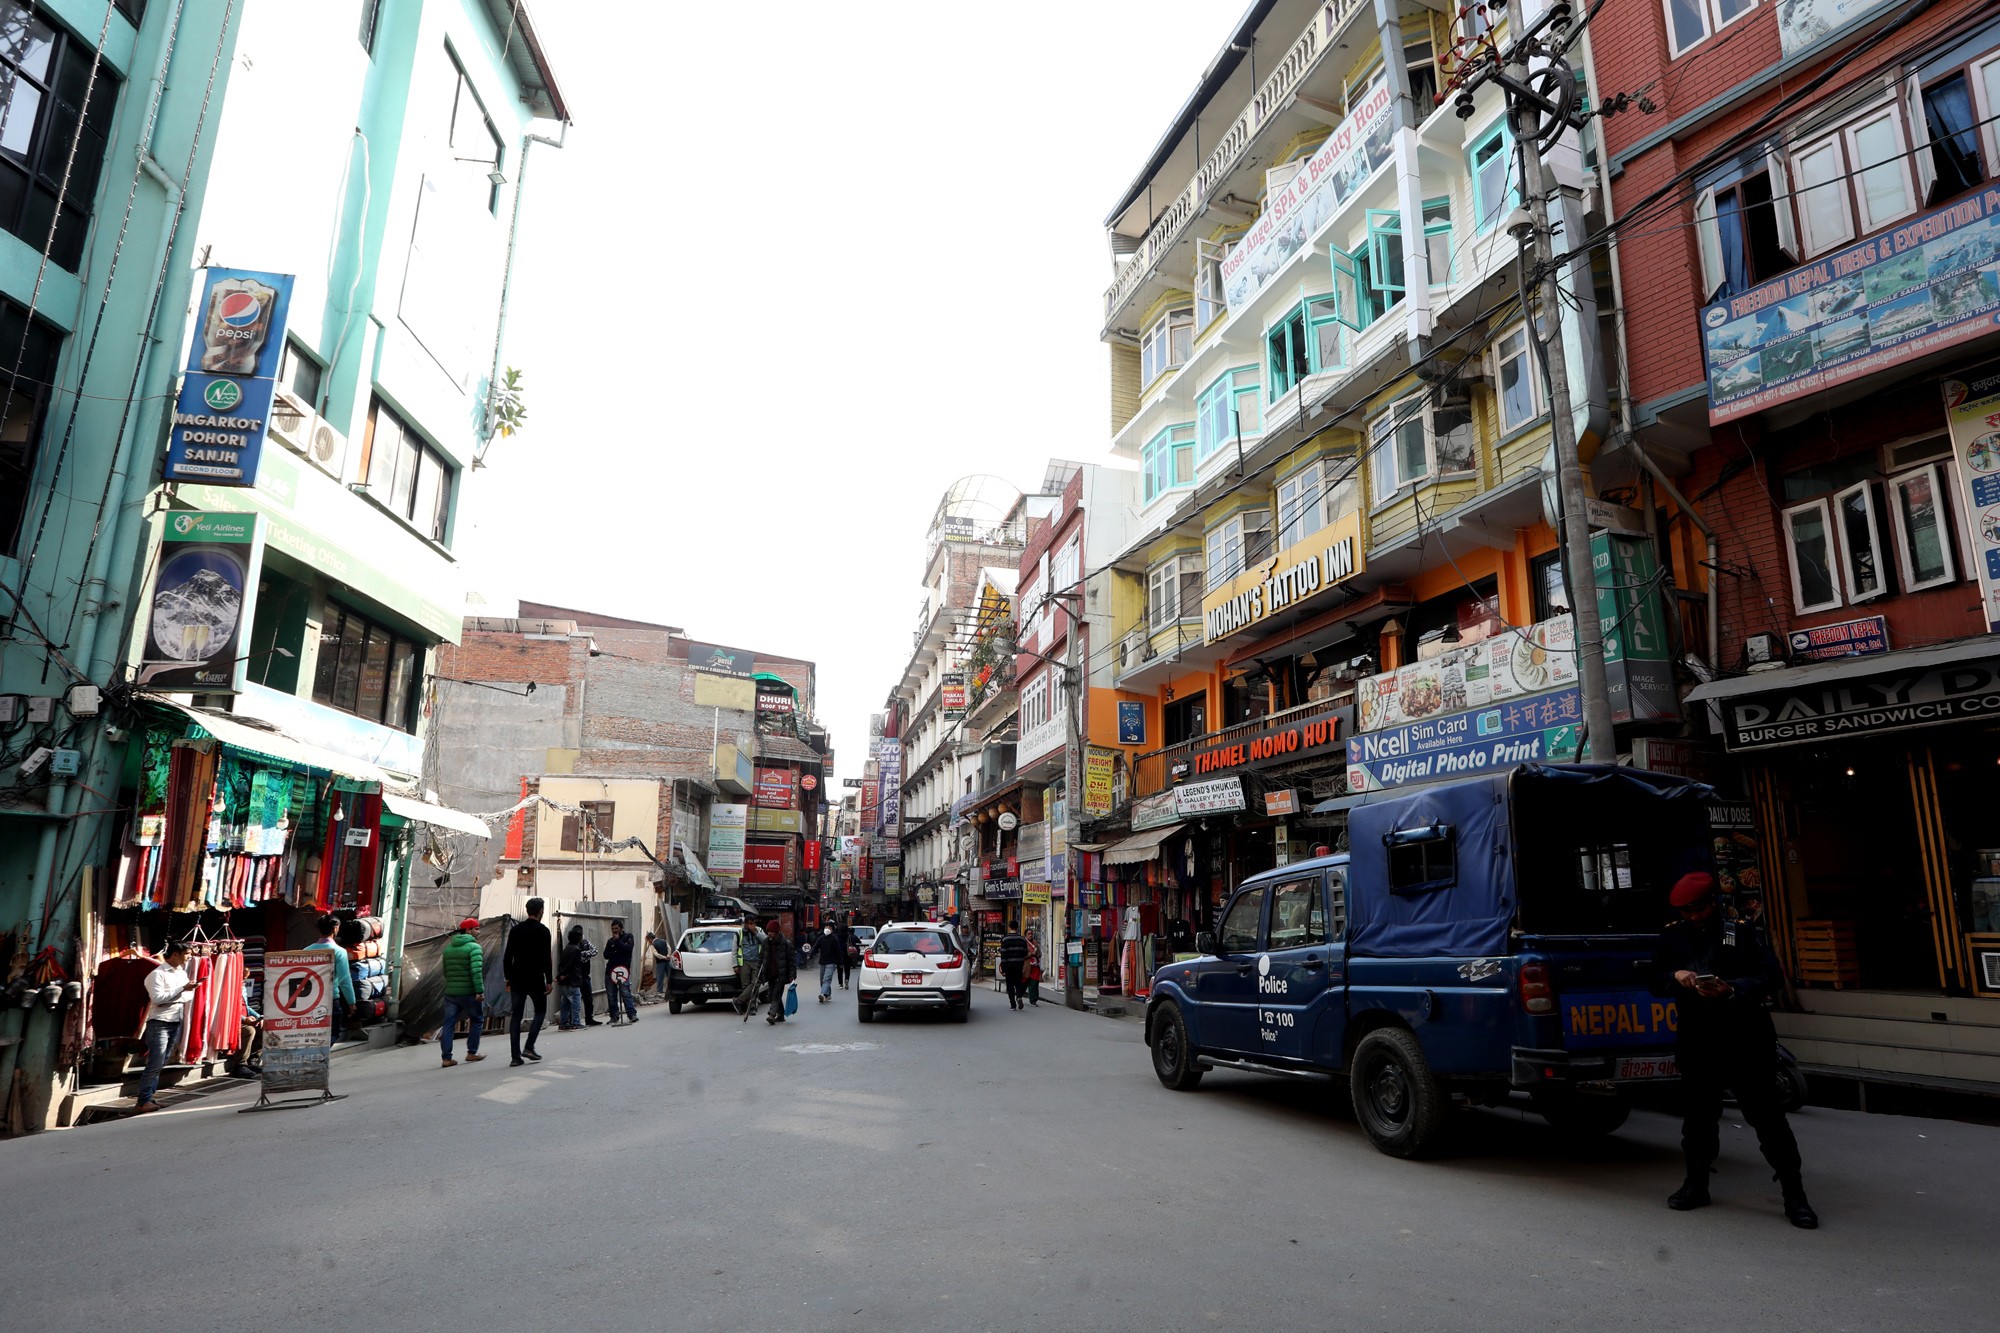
[1025,938,1043,1007]
[228,973,264,1079]
[999,922,1029,1010]
[502,897,554,1067]
[763,920,797,1024]
[438,918,487,1068]
[603,919,639,1025]
[735,918,765,1017]
[577,928,601,1026]
[558,924,589,1030]
[1651,871,1817,1229]
[133,942,195,1112]
[647,930,673,1003]
[835,918,853,990]
[305,913,354,1044]
[814,925,841,1003]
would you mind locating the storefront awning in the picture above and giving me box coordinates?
[382,793,490,838]
[1683,637,2000,704]
[160,701,392,786]
[679,851,717,889]
[1102,822,1187,866]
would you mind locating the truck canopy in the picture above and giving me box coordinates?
[1346,764,1713,957]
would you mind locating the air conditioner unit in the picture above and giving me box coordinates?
[269,390,312,454]
[304,416,348,481]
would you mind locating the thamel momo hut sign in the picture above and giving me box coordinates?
[1202,512,1364,646]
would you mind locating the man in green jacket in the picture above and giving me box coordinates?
[439,918,486,1068]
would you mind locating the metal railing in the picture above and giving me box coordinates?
[1130,697,1337,796]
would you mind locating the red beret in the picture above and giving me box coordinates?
[458,917,481,931]
[1669,873,1716,907]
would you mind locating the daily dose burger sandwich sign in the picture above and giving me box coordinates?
[164,267,295,487]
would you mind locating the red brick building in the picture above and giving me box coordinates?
[1598,0,2000,1084]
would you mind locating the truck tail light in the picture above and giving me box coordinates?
[1518,963,1554,1014]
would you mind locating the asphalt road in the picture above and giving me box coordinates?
[2,982,1989,1333]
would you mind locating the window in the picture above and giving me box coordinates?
[1141,423,1195,504]
[560,800,617,852]
[1276,458,1356,551]
[1369,391,1476,503]
[1469,124,1516,233]
[1664,0,1756,58]
[1495,324,1543,433]
[0,293,61,557]
[1205,508,1275,589]
[0,3,122,271]
[1386,822,1457,893]
[280,339,323,406]
[311,602,423,731]
[1888,462,1958,592]
[1196,366,1261,462]
[1692,158,1798,300]
[1164,694,1207,745]
[1531,550,1571,621]
[1833,481,1888,603]
[1919,71,1984,201]
[1265,296,1342,399]
[1790,101,1917,258]
[1267,877,1327,949]
[1147,554,1203,629]
[1977,53,2000,176]
[362,397,454,542]
[1406,32,1438,115]
[446,56,504,213]
[1141,304,1194,386]
[1782,498,1842,614]
[1423,198,1453,285]
[1021,673,1051,733]
[1195,237,1231,329]
[1216,887,1267,952]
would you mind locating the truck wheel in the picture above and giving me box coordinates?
[1150,1003,1204,1091]
[1350,1028,1453,1158]
[667,999,682,1015]
[1531,1090,1631,1137]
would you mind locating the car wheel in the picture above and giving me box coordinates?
[1149,1002,1204,1091]
[667,999,682,1015]
[1350,1027,1453,1158]
[1530,1089,1631,1138]
[857,1000,874,1024]
[950,996,969,1023]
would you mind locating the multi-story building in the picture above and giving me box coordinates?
[1083,0,1657,1002]
[1598,0,2000,1089]
[0,1,568,1130]
[434,602,828,936]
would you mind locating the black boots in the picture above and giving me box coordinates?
[1667,1176,1712,1211]
[1779,1175,1819,1229]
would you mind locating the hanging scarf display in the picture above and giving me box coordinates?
[317,782,384,913]
[160,740,220,911]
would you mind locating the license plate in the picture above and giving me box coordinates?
[901,972,923,985]
[1617,1056,1678,1080]
[700,983,720,993]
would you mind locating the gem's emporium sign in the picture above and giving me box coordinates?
[1201,511,1364,646]
[1701,185,2000,424]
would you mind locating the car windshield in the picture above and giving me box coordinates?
[851,928,876,942]
[679,930,737,954]
[875,930,949,955]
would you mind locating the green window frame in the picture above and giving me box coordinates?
[1423,198,1453,285]
[1197,366,1262,462]
[1142,423,1196,504]
[1366,209,1406,296]
[1470,124,1518,233]
[1266,299,1344,400]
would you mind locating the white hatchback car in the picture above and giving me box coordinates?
[857,922,970,1023]
[665,920,751,1013]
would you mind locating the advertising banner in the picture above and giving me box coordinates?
[164,268,295,486]
[1348,687,1583,792]
[1714,654,2000,751]
[1175,776,1246,816]
[139,511,264,691]
[742,842,787,884]
[1221,81,1394,311]
[1778,0,1898,58]
[876,740,902,831]
[804,839,821,872]
[753,766,795,809]
[707,804,748,875]
[1131,789,1181,832]
[1186,707,1346,777]
[687,641,755,677]
[1117,700,1146,745]
[1202,511,1364,646]
[1023,883,1052,906]
[694,673,755,711]
[1355,615,1577,733]
[1083,748,1116,816]
[942,671,967,717]
[1945,376,2000,631]
[1788,615,1890,662]
[1702,185,2000,424]
[755,688,795,714]
[748,808,802,834]
[1592,532,1677,723]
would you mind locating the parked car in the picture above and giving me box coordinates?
[1146,764,1715,1158]
[857,922,969,1023]
[845,924,877,965]
[665,920,748,1013]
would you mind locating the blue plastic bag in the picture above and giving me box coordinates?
[784,981,798,1016]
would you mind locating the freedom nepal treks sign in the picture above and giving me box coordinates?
[1700,185,2000,424]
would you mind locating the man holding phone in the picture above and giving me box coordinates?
[134,942,196,1113]
[1652,872,1816,1228]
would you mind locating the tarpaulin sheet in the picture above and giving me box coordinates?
[1348,773,1513,959]
[398,917,513,1039]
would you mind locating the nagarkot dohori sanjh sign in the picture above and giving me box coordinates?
[164,267,295,486]
[1202,511,1364,646]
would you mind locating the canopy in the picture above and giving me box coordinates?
[1101,822,1187,866]
[160,701,392,786]
[382,793,490,838]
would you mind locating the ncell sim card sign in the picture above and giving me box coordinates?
[163,267,295,487]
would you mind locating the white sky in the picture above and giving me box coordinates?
[455,1,1247,783]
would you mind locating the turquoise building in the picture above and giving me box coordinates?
[0,0,568,1130]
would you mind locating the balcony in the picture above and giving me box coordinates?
[1103,0,1372,328]
[1131,696,1337,797]
[1114,618,1215,691]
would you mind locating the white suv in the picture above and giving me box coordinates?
[857,922,970,1023]
[665,920,751,1013]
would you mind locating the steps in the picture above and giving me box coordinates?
[1775,991,2000,1089]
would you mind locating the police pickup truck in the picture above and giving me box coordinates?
[1145,764,1709,1158]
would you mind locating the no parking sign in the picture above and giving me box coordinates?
[264,950,334,1050]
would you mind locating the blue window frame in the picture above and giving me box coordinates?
[1142,424,1196,504]
[1470,124,1518,233]
[1266,298,1344,400]
[1196,367,1262,463]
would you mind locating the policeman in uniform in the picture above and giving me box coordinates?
[1651,871,1817,1228]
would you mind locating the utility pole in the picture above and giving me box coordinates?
[1456,0,1616,763]
[1061,602,1085,1010]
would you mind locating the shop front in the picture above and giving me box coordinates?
[1688,639,2000,1088]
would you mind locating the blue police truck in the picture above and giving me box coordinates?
[1145,764,1712,1157]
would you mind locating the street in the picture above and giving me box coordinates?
[2,985,1988,1333]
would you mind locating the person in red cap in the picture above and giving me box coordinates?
[438,918,487,1068]
[1651,871,1815,1227]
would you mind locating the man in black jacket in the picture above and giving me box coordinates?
[502,898,554,1067]
[603,919,638,1026]
[1651,872,1816,1228]
[998,924,1030,1010]
[762,921,797,1024]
